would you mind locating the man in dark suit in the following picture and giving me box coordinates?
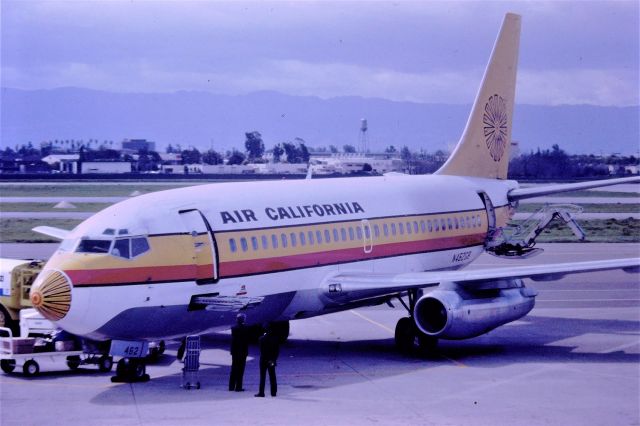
[229,313,250,392]
[255,323,280,397]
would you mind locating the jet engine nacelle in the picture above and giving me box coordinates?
[413,280,536,340]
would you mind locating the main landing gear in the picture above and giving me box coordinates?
[394,289,438,357]
[111,358,150,383]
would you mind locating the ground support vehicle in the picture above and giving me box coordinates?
[0,327,113,377]
[0,260,44,335]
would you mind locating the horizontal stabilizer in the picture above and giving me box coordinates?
[32,226,70,240]
[508,176,639,201]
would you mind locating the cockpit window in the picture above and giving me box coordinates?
[76,239,111,254]
[112,239,130,258]
[110,236,151,259]
[131,237,150,257]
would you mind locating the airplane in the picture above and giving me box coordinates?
[28,13,639,381]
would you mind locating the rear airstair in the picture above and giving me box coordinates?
[487,204,585,258]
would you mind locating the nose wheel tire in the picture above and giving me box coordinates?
[23,360,40,377]
[112,358,150,382]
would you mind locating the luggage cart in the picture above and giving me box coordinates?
[181,335,201,389]
[0,327,113,377]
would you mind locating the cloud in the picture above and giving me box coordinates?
[2,0,638,106]
[518,69,639,106]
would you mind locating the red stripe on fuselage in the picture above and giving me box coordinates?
[218,233,486,277]
[66,264,197,286]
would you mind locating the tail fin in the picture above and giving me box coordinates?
[436,13,521,180]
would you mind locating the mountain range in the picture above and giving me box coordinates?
[1,87,638,155]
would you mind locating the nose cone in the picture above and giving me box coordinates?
[30,270,72,321]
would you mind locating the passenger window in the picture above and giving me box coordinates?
[131,237,150,257]
[281,234,288,248]
[112,238,130,259]
[308,231,315,245]
[406,222,412,235]
[324,229,331,243]
[290,233,297,247]
[373,224,380,239]
[391,223,397,236]
[240,237,248,252]
[477,215,482,227]
[383,223,389,237]
[420,221,426,233]
[77,239,111,254]
[460,217,465,229]
[428,220,433,232]
[466,216,471,228]
[262,235,268,250]
[271,234,278,249]
[333,228,339,242]
[447,218,452,230]
[356,227,363,240]
[299,232,306,246]
[364,226,370,239]
[341,228,347,241]
[441,219,446,230]
[454,218,459,229]
[414,221,419,234]
[348,227,355,240]
[229,238,237,253]
[399,223,404,235]
[316,230,323,244]
[251,236,259,251]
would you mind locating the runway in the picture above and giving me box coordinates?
[0,243,638,425]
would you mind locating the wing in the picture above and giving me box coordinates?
[324,258,640,304]
[32,226,70,240]
[508,176,639,201]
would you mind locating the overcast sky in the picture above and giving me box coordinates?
[2,1,638,106]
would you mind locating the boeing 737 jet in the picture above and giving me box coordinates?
[28,13,639,381]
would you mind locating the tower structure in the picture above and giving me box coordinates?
[358,118,369,154]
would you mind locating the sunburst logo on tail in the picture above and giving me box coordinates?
[483,94,508,162]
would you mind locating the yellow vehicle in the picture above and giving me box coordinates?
[0,259,44,335]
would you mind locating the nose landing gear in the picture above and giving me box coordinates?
[111,358,150,383]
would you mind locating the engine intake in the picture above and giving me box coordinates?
[414,281,536,340]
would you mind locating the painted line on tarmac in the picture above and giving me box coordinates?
[599,340,640,354]
[349,310,467,368]
[349,310,395,334]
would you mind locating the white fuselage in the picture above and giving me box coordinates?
[33,174,518,340]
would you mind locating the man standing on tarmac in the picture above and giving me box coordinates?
[229,313,250,392]
[255,323,280,397]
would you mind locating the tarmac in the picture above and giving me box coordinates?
[0,243,638,425]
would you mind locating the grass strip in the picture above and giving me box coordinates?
[0,183,200,197]
[0,203,111,213]
[1,219,83,243]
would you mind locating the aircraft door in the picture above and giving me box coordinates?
[477,192,497,243]
[361,219,373,254]
[178,209,219,284]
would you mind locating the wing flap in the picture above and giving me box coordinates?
[325,258,640,303]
